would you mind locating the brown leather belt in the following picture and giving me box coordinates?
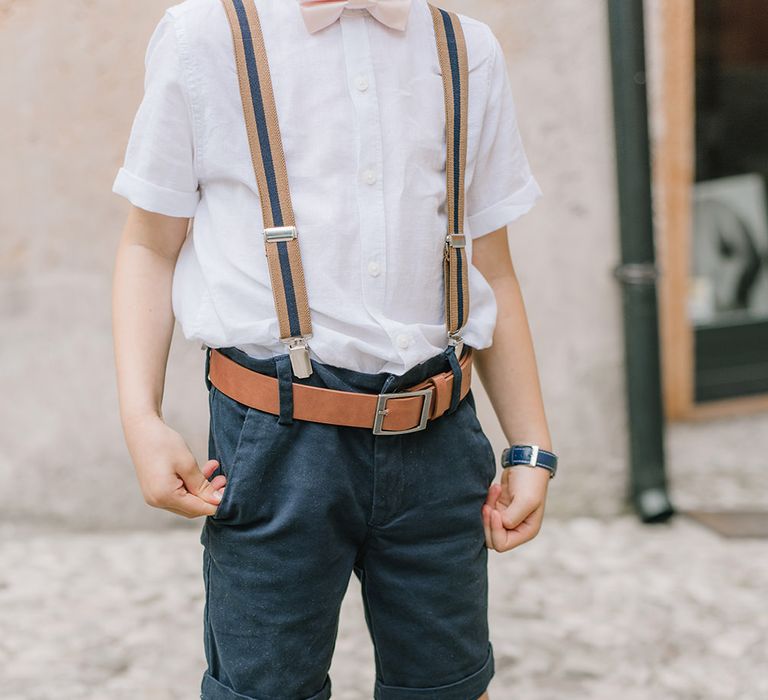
[207,347,474,435]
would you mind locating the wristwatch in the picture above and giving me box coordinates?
[501,445,558,479]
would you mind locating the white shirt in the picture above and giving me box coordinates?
[113,0,542,375]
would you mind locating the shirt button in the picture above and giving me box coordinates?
[367,260,380,277]
[362,169,377,185]
[355,75,369,92]
[396,334,411,349]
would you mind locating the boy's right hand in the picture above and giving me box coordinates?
[126,413,226,519]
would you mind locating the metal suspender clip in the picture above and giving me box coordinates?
[447,330,464,359]
[445,233,466,248]
[264,226,298,242]
[287,337,313,378]
[444,233,466,261]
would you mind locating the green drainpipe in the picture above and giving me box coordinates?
[607,0,674,522]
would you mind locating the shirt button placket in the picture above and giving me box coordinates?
[340,12,387,326]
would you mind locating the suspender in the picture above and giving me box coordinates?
[429,3,470,354]
[222,0,314,377]
[221,0,470,377]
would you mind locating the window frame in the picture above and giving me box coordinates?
[650,0,768,420]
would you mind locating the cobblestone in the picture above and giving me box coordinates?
[1,515,766,699]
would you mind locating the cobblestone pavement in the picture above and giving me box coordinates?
[1,515,766,700]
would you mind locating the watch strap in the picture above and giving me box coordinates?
[501,445,558,479]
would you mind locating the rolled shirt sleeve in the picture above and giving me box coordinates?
[112,11,200,218]
[466,29,542,239]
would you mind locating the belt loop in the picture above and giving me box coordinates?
[204,345,213,392]
[275,354,295,425]
[380,372,398,395]
[445,345,462,415]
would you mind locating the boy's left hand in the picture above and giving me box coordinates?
[482,466,550,552]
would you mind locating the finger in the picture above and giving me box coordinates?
[163,499,205,519]
[202,460,227,500]
[482,504,493,548]
[485,482,502,509]
[489,509,511,551]
[495,507,543,551]
[483,484,502,549]
[178,459,224,506]
[517,503,545,539]
[171,491,219,518]
[490,508,530,551]
[508,516,539,548]
[209,474,227,491]
[500,495,536,530]
[201,459,220,479]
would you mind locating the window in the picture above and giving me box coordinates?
[653,0,768,417]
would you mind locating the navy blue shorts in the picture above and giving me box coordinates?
[200,345,497,700]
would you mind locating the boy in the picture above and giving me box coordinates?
[112,1,556,698]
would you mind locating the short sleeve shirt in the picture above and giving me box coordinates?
[113,0,542,374]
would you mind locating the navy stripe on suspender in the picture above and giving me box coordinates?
[455,236,464,323]
[232,0,302,338]
[232,0,282,227]
[439,8,465,325]
[439,8,462,236]
[277,241,302,337]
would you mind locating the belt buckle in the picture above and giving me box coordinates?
[372,388,433,435]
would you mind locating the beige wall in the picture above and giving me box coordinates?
[446,0,629,517]
[1,0,627,529]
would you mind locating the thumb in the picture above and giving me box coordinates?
[179,458,224,506]
[500,495,531,530]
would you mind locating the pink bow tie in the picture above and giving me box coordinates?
[298,0,412,34]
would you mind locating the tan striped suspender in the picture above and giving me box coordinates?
[221,0,470,376]
[429,3,470,352]
[222,0,314,377]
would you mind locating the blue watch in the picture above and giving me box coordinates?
[501,445,558,479]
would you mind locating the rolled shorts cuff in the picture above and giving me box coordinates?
[373,642,494,700]
[201,671,332,700]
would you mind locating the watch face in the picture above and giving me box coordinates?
[500,447,510,466]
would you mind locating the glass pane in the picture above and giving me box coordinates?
[691,0,768,327]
